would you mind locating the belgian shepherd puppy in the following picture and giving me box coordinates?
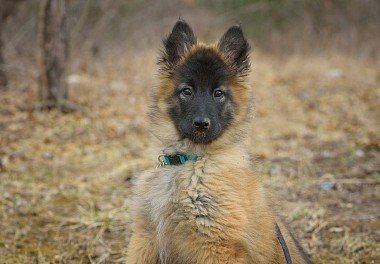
[127,20,311,264]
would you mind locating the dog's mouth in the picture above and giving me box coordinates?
[182,129,221,144]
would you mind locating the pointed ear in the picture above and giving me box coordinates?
[218,25,250,73]
[162,20,197,66]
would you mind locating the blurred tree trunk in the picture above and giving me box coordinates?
[39,0,69,111]
[0,0,26,90]
[0,6,7,90]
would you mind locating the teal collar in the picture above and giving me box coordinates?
[158,154,199,166]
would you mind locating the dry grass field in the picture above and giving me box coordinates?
[0,2,379,263]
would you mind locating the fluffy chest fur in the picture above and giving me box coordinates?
[143,158,249,235]
[135,157,254,263]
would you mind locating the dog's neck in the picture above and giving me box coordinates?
[156,138,252,169]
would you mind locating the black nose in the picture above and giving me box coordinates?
[193,117,211,130]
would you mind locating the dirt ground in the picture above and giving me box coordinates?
[0,42,379,263]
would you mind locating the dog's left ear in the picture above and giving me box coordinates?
[162,20,197,66]
[218,25,250,73]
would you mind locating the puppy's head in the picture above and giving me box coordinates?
[151,20,252,146]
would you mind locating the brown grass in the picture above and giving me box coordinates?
[1,15,379,263]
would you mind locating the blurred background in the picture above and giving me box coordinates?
[0,0,379,263]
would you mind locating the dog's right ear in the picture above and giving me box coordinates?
[162,20,196,67]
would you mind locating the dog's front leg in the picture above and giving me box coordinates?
[126,231,159,264]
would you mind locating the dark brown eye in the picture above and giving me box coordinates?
[214,89,224,98]
[182,87,192,96]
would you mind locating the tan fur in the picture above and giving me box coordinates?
[127,43,308,263]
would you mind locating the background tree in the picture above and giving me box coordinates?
[0,3,6,90]
[0,0,25,90]
[38,0,72,112]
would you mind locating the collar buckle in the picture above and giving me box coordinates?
[157,155,166,168]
